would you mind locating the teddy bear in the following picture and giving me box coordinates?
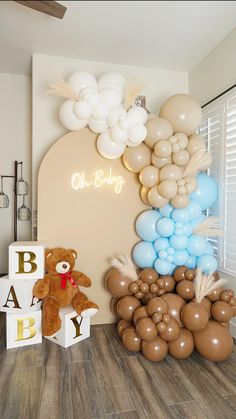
[33,247,98,337]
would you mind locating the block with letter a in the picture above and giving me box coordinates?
[0,275,42,313]
[6,309,42,349]
[46,306,90,348]
[8,241,46,280]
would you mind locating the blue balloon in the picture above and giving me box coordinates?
[169,234,188,250]
[187,235,207,257]
[190,173,217,211]
[171,208,190,224]
[135,210,161,242]
[205,242,214,255]
[158,250,168,260]
[154,258,173,275]
[173,250,188,266]
[186,254,196,269]
[187,200,202,220]
[153,237,169,253]
[156,217,174,237]
[191,214,206,230]
[197,254,217,274]
[159,204,173,218]
[132,242,157,268]
[183,223,193,237]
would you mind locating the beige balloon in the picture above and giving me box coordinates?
[160,94,202,136]
[172,150,190,166]
[159,180,178,199]
[148,186,169,208]
[154,140,172,158]
[171,194,189,208]
[174,133,188,149]
[140,186,151,205]
[151,153,171,169]
[185,177,197,194]
[123,143,151,173]
[159,164,183,182]
[187,135,206,156]
[139,165,159,188]
[145,117,173,148]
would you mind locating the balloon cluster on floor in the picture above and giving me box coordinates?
[105,261,236,362]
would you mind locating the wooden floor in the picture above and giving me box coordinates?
[0,313,236,419]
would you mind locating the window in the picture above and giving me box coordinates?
[199,87,236,276]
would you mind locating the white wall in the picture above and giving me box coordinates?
[189,27,236,105]
[0,74,32,273]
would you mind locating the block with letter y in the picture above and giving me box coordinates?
[8,241,46,280]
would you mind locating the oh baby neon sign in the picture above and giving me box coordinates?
[71,168,125,194]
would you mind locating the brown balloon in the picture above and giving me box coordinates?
[140,268,158,284]
[147,297,168,316]
[159,319,180,342]
[110,297,119,319]
[122,327,141,352]
[176,279,195,300]
[141,291,157,304]
[173,266,188,282]
[168,328,194,359]
[116,296,141,321]
[162,293,185,326]
[181,302,209,331]
[141,336,168,362]
[136,317,157,341]
[207,286,224,302]
[129,281,139,294]
[185,269,195,280]
[117,320,132,337]
[133,305,149,325]
[211,301,234,323]
[162,275,176,292]
[193,320,233,362]
[200,297,211,317]
[105,268,132,298]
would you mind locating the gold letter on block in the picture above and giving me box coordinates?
[3,286,21,309]
[16,251,37,274]
[15,317,36,341]
[71,316,82,339]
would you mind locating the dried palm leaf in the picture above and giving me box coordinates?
[183,150,212,177]
[111,254,138,281]
[123,80,145,111]
[193,216,224,237]
[46,78,79,101]
[194,268,227,303]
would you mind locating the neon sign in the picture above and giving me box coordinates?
[71,168,125,194]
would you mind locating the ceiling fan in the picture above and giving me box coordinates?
[14,1,67,19]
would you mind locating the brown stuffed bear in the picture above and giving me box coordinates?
[33,247,98,337]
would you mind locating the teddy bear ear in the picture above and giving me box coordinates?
[69,249,78,259]
[45,248,52,258]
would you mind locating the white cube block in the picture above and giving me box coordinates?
[0,275,42,313]
[46,306,90,348]
[9,241,46,280]
[6,309,42,349]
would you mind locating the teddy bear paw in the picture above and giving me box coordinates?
[81,307,98,318]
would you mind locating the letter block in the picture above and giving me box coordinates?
[0,275,42,313]
[46,306,90,348]
[6,309,42,349]
[8,241,46,280]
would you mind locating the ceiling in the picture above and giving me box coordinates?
[0,1,236,75]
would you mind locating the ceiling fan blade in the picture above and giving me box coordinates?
[14,1,67,19]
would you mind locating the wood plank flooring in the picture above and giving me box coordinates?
[0,312,235,419]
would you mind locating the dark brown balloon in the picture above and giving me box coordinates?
[122,327,141,352]
[162,275,175,292]
[181,302,209,331]
[185,269,195,281]
[211,301,234,323]
[193,320,233,362]
[116,296,141,321]
[162,293,185,326]
[133,305,148,325]
[147,297,168,316]
[173,266,188,282]
[141,291,157,304]
[176,279,195,300]
[105,268,132,297]
[159,319,180,342]
[168,328,194,359]
[141,336,168,362]
[140,268,158,285]
[207,286,224,302]
[117,320,132,337]
[110,297,119,319]
[136,317,157,341]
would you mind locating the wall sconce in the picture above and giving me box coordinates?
[0,161,31,241]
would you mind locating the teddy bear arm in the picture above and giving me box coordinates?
[33,275,50,299]
[72,271,92,287]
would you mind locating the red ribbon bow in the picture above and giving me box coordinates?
[59,272,77,289]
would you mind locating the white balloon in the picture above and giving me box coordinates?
[118,114,130,130]
[127,106,148,125]
[79,87,96,101]
[111,125,128,144]
[106,105,126,128]
[88,117,107,133]
[91,101,108,120]
[97,132,126,159]
[98,72,126,95]
[73,100,91,120]
[86,92,100,107]
[99,88,122,109]
[68,72,97,96]
[59,99,87,131]
[126,138,143,147]
[128,124,147,143]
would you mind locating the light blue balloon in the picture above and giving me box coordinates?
[154,258,173,275]
[190,173,217,211]
[186,254,196,269]
[153,237,169,253]
[197,254,217,274]
[135,210,161,242]
[187,200,202,220]
[159,204,173,218]
[187,235,207,257]
[156,217,174,237]
[191,214,206,230]
[171,208,190,224]
[205,242,214,256]
[132,242,156,268]
[183,223,193,237]
[173,250,188,266]
[158,250,168,260]
[169,234,188,250]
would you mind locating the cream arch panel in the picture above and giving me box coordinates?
[38,129,146,324]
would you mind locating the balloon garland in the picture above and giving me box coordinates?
[49,70,235,361]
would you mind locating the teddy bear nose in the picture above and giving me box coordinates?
[62,263,67,269]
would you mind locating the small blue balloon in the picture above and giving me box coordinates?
[169,234,188,250]
[205,242,214,255]
[167,255,174,263]
[187,200,202,220]
[197,254,217,274]
[156,217,175,237]
[171,208,190,224]
[187,235,207,257]
[183,223,193,237]
[159,250,168,260]
[153,237,169,253]
[191,214,206,230]
[136,210,161,242]
[159,204,173,218]
[154,258,173,275]
[167,246,175,255]
[173,250,188,266]
[132,241,157,268]
[190,173,217,211]
[186,254,196,269]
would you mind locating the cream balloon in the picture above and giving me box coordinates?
[154,140,172,158]
[187,135,206,156]
[73,100,91,120]
[99,88,122,110]
[145,117,173,148]
[140,186,151,205]
[148,186,169,208]
[88,117,107,133]
[171,194,189,208]
[122,143,151,173]
[127,106,148,125]
[139,166,159,188]
[174,133,188,149]
[111,125,128,144]
[97,132,126,159]
[59,99,88,131]
[172,150,190,166]
[159,164,183,182]
[68,71,98,96]
[98,72,126,95]
[107,106,126,128]
[151,153,171,168]
[159,180,178,199]
[128,124,147,144]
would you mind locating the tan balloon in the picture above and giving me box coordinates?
[176,279,195,300]
[154,140,172,158]
[174,132,188,149]
[168,328,194,359]
[116,296,141,321]
[181,302,209,331]
[162,293,185,326]
[122,327,141,352]
[185,177,197,194]
[148,186,169,208]
[160,94,202,136]
[159,180,178,199]
[123,143,151,173]
[140,268,158,284]
[170,194,189,208]
[159,319,180,342]
[162,275,176,292]
[211,301,234,323]
[133,305,149,325]
[105,268,132,298]
[140,186,151,206]
[139,165,159,188]
[187,135,206,156]
[117,320,132,337]
[207,286,224,302]
[136,317,157,341]
[151,153,171,168]
[147,296,168,316]
[145,117,173,148]
[141,336,168,362]
[172,150,190,166]
[159,164,183,182]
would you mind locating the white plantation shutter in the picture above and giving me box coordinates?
[200,87,236,275]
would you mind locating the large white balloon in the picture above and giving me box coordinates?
[79,87,96,101]
[68,72,97,96]
[106,105,126,128]
[91,101,108,120]
[111,125,128,144]
[97,132,126,159]
[86,92,100,108]
[99,88,122,109]
[98,72,126,96]
[128,124,147,144]
[127,106,148,125]
[59,99,87,131]
[73,100,91,120]
[88,117,107,133]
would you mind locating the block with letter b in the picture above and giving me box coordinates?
[46,306,90,348]
[8,241,46,280]
[0,275,42,313]
[6,309,42,349]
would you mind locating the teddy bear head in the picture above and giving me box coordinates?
[45,248,78,275]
